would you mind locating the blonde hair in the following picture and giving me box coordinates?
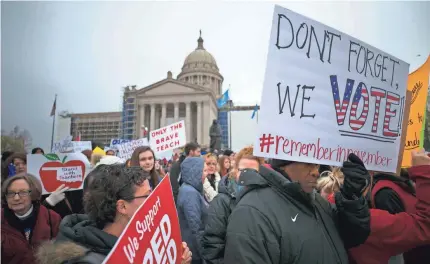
[234,145,264,166]
[90,153,104,167]
[228,145,264,179]
[316,167,344,194]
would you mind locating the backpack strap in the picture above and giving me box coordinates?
[47,208,53,240]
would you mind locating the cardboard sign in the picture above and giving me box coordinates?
[150,121,186,153]
[402,56,430,167]
[27,153,91,194]
[254,5,409,173]
[52,139,92,154]
[117,138,149,160]
[103,176,182,264]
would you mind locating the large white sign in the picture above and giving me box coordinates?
[27,153,91,194]
[52,137,92,154]
[117,138,149,160]
[150,120,186,153]
[254,5,409,172]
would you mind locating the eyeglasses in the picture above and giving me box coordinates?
[6,190,31,199]
[131,194,150,200]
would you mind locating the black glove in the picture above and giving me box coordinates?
[340,153,370,199]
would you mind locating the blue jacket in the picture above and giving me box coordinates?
[177,157,208,260]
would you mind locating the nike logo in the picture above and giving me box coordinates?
[291,213,298,222]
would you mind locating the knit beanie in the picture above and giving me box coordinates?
[270,159,296,169]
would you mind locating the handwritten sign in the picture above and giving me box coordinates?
[27,153,91,194]
[402,56,430,167]
[117,138,149,160]
[103,176,182,264]
[52,140,92,154]
[150,121,186,153]
[254,5,409,173]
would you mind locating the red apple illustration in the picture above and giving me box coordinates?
[39,154,86,193]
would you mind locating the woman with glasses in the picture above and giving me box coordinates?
[36,164,192,264]
[203,153,221,202]
[1,174,62,263]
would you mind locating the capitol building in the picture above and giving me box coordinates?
[120,33,224,147]
[62,33,260,149]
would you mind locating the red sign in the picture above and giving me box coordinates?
[103,176,182,264]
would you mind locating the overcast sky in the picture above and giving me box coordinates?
[2,1,429,151]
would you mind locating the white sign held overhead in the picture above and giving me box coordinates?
[254,5,409,173]
[150,120,186,153]
[116,138,149,160]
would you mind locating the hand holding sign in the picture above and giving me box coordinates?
[45,184,70,206]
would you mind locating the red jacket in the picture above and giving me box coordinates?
[1,204,61,264]
[328,165,430,264]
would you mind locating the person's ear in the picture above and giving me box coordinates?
[116,200,128,215]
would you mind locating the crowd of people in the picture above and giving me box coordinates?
[1,142,430,264]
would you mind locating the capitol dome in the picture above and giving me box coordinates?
[177,32,224,96]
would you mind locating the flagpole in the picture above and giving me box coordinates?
[229,99,232,149]
[257,104,259,124]
[50,94,57,151]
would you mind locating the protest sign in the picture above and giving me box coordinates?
[27,153,91,194]
[103,176,182,264]
[117,138,149,160]
[110,139,132,149]
[52,139,91,154]
[254,5,409,173]
[402,56,430,167]
[150,121,186,153]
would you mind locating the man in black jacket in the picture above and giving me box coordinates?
[224,154,371,264]
[170,142,201,203]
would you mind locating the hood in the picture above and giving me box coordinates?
[180,157,205,192]
[373,172,415,195]
[95,155,123,167]
[55,214,117,255]
[36,240,89,264]
[218,175,236,197]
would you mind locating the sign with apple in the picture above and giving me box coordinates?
[27,153,91,194]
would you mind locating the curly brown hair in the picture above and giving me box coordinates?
[83,164,150,229]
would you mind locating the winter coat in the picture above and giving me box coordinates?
[224,165,371,264]
[202,175,238,264]
[203,172,221,202]
[343,165,430,264]
[177,157,208,261]
[2,203,61,264]
[170,155,186,203]
[36,214,117,264]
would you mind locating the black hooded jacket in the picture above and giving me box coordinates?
[36,214,117,264]
[224,166,370,264]
[202,175,238,264]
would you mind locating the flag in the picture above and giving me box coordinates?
[50,97,57,117]
[217,90,230,108]
[75,131,81,141]
[251,104,259,119]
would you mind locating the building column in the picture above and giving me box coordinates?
[196,101,202,144]
[150,103,156,132]
[174,102,179,122]
[185,102,191,142]
[140,104,146,137]
[161,103,166,128]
